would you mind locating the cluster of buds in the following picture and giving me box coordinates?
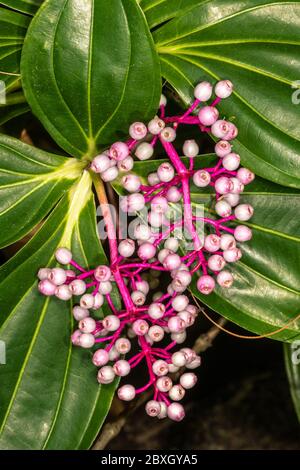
[37,79,255,421]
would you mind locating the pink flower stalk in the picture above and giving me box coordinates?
[37,79,255,421]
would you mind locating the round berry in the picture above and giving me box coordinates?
[215,79,233,98]
[194,81,213,101]
[135,142,154,161]
[197,275,215,295]
[198,106,219,126]
[183,139,199,158]
[129,122,147,140]
[55,247,72,265]
[109,142,129,161]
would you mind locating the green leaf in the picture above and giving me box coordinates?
[0,8,30,92]
[21,0,161,158]
[0,102,29,126]
[284,343,300,422]
[152,0,300,188]
[0,1,44,15]
[141,0,201,28]
[118,155,300,341]
[0,133,84,248]
[0,171,118,449]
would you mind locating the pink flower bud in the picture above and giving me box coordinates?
[215,140,232,158]
[157,162,175,182]
[71,329,82,346]
[215,80,233,98]
[109,142,129,161]
[90,154,111,173]
[73,306,89,321]
[55,285,72,300]
[38,279,56,296]
[167,402,185,422]
[94,265,111,282]
[172,295,189,312]
[148,117,165,135]
[69,279,86,295]
[129,122,147,140]
[102,315,120,332]
[234,225,252,242]
[135,142,154,161]
[216,270,234,288]
[79,317,96,334]
[166,186,182,202]
[38,268,51,280]
[220,233,236,251]
[148,302,165,320]
[115,338,131,354]
[183,139,199,158]
[207,254,226,271]
[118,155,134,172]
[222,152,240,171]
[180,372,198,389]
[151,196,169,214]
[156,376,173,392]
[97,365,115,384]
[194,81,213,101]
[204,234,221,252]
[214,176,233,194]
[215,200,232,217]
[55,247,72,265]
[118,384,136,401]
[148,325,165,342]
[113,360,131,377]
[152,360,169,376]
[193,170,211,187]
[211,120,231,139]
[138,242,156,261]
[197,275,215,295]
[118,239,135,257]
[80,293,95,309]
[223,248,242,263]
[161,127,176,142]
[234,204,254,221]
[131,290,146,306]
[132,319,149,336]
[122,174,141,193]
[92,349,109,367]
[169,384,185,401]
[145,400,161,417]
[237,167,255,185]
[198,106,219,126]
[79,333,95,349]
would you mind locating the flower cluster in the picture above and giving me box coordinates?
[37,79,255,422]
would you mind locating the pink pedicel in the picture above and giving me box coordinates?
[37,81,255,421]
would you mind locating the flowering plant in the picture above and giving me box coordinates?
[0,0,299,450]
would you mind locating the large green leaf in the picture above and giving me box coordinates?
[116,155,300,341]
[0,171,118,449]
[21,0,161,159]
[284,343,300,422]
[0,1,44,15]
[151,0,300,189]
[0,133,83,248]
